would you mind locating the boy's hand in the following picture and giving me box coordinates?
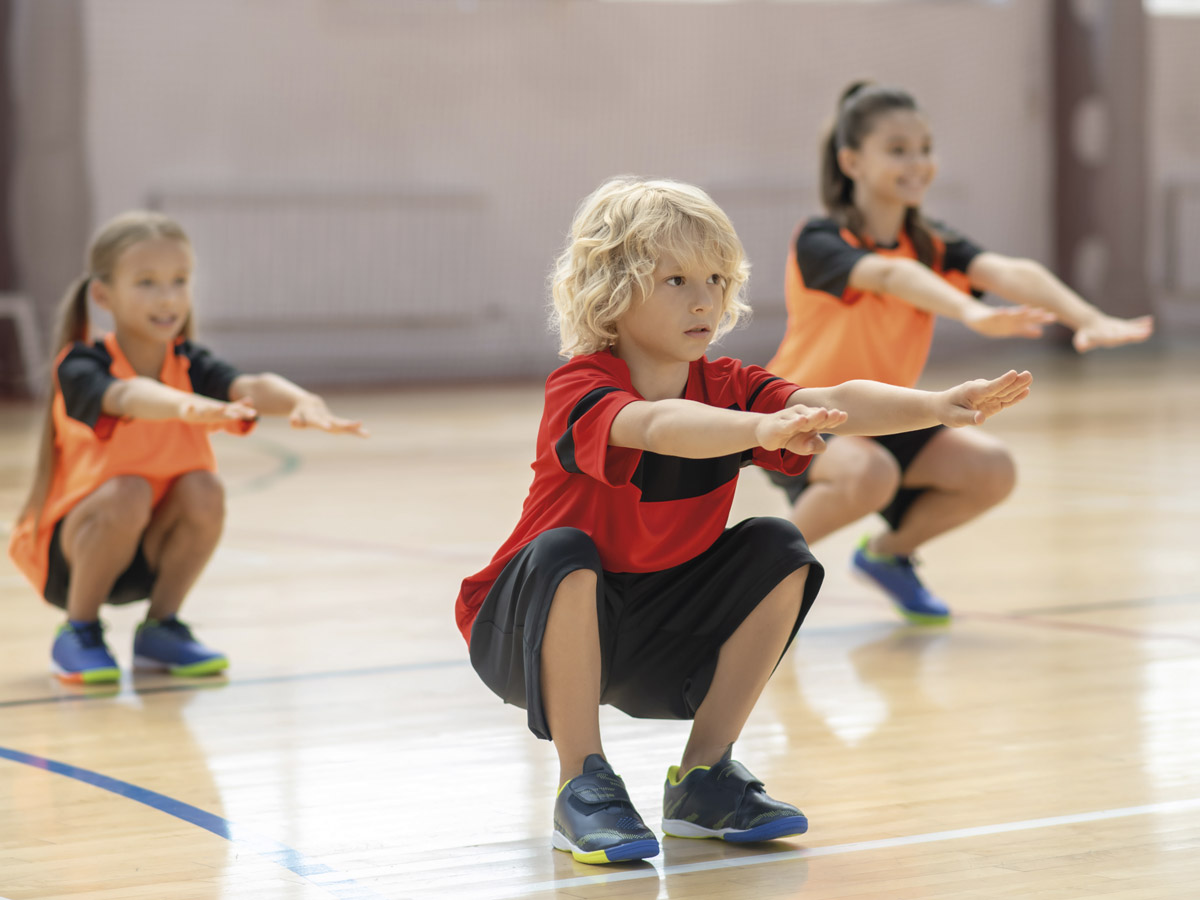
[1072,313,1154,352]
[963,304,1056,339]
[179,396,258,425]
[289,394,369,436]
[937,370,1033,427]
[756,405,848,455]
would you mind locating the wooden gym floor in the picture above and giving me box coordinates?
[0,339,1197,899]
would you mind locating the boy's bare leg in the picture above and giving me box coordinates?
[679,567,808,773]
[869,428,1015,558]
[540,569,605,787]
[59,476,153,622]
[788,437,900,544]
[141,471,225,621]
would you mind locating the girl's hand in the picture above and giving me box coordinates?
[1072,314,1154,352]
[963,304,1056,339]
[937,370,1033,427]
[289,394,369,436]
[756,405,848,455]
[179,396,258,425]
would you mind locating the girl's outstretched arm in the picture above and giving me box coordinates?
[230,374,368,436]
[966,252,1154,351]
[104,376,257,425]
[849,254,1056,338]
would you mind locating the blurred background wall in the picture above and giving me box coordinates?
[5,0,1198,386]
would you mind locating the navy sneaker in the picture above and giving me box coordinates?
[51,621,121,684]
[133,617,228,676]
[662,754,808,843]
[552,754,659,864]
[851,535,950,624]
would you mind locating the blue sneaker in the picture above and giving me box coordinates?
[552,754,659,864]
[133,617,228,676]
[662,754,808,843]
[851,535,950,624]
[51,621,120,684]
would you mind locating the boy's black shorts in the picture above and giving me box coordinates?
[765,425,945,530]
[468,517,823,741]
[43,519,157,610]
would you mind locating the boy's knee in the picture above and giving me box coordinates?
[528,527,601,572]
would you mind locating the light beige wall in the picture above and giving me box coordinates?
[1149,12,1200,326]
[56,0,1058,380]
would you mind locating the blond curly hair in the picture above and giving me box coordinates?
[550,177,751,358]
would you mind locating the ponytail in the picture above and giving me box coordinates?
[18,275,94,522]
[819,80,937,269]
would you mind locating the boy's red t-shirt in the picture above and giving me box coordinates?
[455,350,811,643]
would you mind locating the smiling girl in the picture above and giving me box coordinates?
[8,211,366,684]
[765,81,1153,624]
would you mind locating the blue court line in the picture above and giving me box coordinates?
[0,744,392,900]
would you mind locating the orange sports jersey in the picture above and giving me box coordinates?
[766,217,984,389]
[7,332,255,598]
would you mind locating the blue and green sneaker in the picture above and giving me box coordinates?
[662,754,808,843]
[851,534,951,624]
[133,617,228,676]
[552,754,659,864]
[51,620,120,684]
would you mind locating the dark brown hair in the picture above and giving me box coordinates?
[820,81,938,268]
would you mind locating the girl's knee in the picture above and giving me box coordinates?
[850,447,902,512]
[96,476,154,530]
[171,471,226,526]
[971,446,1017,504]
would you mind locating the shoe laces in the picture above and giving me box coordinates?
[148,617,195,640]
[70,622,107,649]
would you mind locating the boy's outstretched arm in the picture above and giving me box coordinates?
[966,252,1154,351]
[230,373,368,436]
[789,370,1033,438]
[609,399,848,459]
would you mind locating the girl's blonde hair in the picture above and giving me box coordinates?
[19,211,194,523]
[550,177,751,358]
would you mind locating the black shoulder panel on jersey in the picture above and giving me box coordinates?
[555,386,624,475]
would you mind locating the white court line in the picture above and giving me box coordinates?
[508,797,1200,897]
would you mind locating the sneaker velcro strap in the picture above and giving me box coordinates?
[568,772,631,807]
[718,760,765,792]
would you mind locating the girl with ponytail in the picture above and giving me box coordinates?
[765,81,1153,624]
[9,211,366,683]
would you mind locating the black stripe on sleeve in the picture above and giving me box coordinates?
[746,375,782,412]
[175,340,241,401]
[928,219,984,276]
[795,218,871,299]
[57,342,116,429]
[554,386,623,475]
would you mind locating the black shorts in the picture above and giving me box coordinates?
[468,518,823,740]
[43,519,157,610]
[765,425,945,530]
